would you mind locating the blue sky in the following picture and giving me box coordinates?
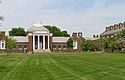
[0,0,125,37]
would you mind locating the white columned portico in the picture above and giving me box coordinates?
[33,35,35,50]
[38,35,40,49]
[43,35,45,49]
[48,36,50,49]
[28,23,52,52]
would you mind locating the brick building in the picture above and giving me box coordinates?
[0,23,82,53]
[101,22,125,38]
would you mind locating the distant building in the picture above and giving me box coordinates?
[0,23,82,53]
[100,22,125,38]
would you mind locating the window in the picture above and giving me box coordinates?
[0,40,5,49]
[53,45,56,48]
[73,42,77,49]
[2,43,4,48]
[58,45,61,48]
[24,45,27,48]
[63,45,66,48]
[19,45,22,48]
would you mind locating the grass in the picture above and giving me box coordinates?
[0,52,125,80]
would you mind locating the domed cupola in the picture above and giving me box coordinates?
[27,23,49,33]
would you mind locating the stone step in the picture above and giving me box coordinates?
[33,49,51,53]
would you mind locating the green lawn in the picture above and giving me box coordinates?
[0,52,125,80]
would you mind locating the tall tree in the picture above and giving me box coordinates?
[101,38,117,52]
[44,25,70,37]
[116,29,125,51]
[62,31,70,37]
[67,38,73,48]
[9,27,26,36]
[82,40,94,51]
[6,38,16,55]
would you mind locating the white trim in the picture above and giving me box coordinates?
[73,41,77,49]
[33,35,35,50]
[38,35,40,49]
[35,31,48,34]
[48,36,50,49]
[43,35,45,49]
[0,40,5,49]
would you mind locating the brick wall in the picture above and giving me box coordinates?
[28,36,33,53]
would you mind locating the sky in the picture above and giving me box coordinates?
[0,0,125,37]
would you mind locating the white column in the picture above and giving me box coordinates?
[38,35,40,49]
[43,35,45,49]
[48,36,50,49]
[33,35,35,50]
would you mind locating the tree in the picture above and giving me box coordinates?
[62,31,70,37]
[82,40,94,51]
[44,25,52,32]
[9,27,26,36]
[67,38,73,48]
[101,38,117,52]
[44,25,70,37]
[101,38,110,52]
[117,29,125,39]
[6,38,16,55]
[116,29,125,51]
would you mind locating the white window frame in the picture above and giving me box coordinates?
[0,40,5,49]
[73,41,77,49]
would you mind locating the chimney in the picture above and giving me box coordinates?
[72,33,78,41]
[97,35,99,38]
[93,35,96,38]
[106,27,109,31]
[72,33,77,37]
[0,31,5,36]
[119,23,124,29]
[78,32,82,37]
[114,24,118,30]
[109,26,113,31]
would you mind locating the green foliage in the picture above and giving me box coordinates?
[0,32,2,36]
[6,38,16,51]
[67,38,73,48]
[117,29,125,39]
[82,40,94,51]
[9,27,26,36]
[101,38,117,52]
[62,31,70,37]
[44,25,70,37]
[116,29,125,52]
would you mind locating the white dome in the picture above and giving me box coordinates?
[27,23,49,33]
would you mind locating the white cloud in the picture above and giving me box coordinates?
[0,0,125,37]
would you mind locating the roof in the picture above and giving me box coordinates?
[101,28,125,36]
[27,23,49,33]
[84,37,100,41]
[8,36,28,42]
[52,37,70,43]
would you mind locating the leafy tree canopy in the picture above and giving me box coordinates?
[44,25,70,37]
[116,29,125,40]
[9,27,26,36]
[82,40,94,51]
[67,38,73,48]
[6,38,16,55]
[101,38,117,52]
